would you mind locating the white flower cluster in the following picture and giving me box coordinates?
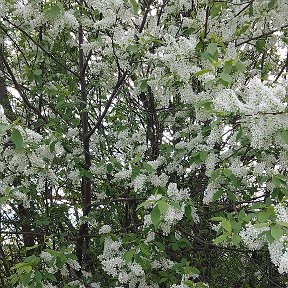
[213,78,286,114]
[99,224,112,234]
[98,237,156,287]
[131,174,147,192]
[203,184,217,204]
[98,237,124,277]
[151,257,174,270]
[161,206,185,235]
[268,236,288,274]
[67,258,81,271]
[213,78,288,149]
[40,251,53,262]
[243,79,286,114]
[274,204,288,223]
[149,173,169,188]
[167,183,190,201]
[42,284,57,288]
[13,190,30,209]
[68,280,85,288]
[48,10,79,37]
[239,222,269,250]
[14,3,36,21]
[213,89,241,113]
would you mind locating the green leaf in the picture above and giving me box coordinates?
[46,4,62,20]
[151,205,161,228]
[184,280,194,287]
[266,230,274,243]
[136,199,155,210]
[46,272,57,282]
[257,211,270,222]
[131,166,141,180]
[199,151,208,161]
[12,262,28,270]
[256,39,266,51]
[223,60,233,74]
[124,249,135,263]
[155,241,165,251]
[0,123,9,135]
[34,271,42,283]
[185,205,192,220]
[207,43,218,56]
[194,69,210,77]
[129,0,138,14]
[268,0,277,9]
[10,274,18,285]
[236,127,243,141]
[143,162,155,173]
[22,271,32,285]
[134,254,143,266]
[232,234,241,246]
[107,163,113,174]
[139,243,150,256]
[20,265,32,274]
[26,244,40,251]
[223,168,232,177]
[235,62,246,73]
[272,175,286,188]
[139,79,148,91]
[211,216,225,222]
[212,189,223,201]
[232,222,242,233]
[281,130,288,144]
[210,3,223,18]
[276,221,288,228]
[221,219,232,233]
[11,128,23,149]
[127,44,139,54]
[271,224,283,240]
[213,233,228,244]
[190,266,200,275]
[237,24,249,36]
[157,200,169,214]
[227,191,236,201]
[220,73,232,84]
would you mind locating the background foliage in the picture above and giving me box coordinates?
[0,0,288,287]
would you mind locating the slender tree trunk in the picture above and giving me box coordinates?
[75,0,92,268]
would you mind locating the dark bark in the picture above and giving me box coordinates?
[75,0,92,267]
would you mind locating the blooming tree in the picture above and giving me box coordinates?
[0,0,288,287]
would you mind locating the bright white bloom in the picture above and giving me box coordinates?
[40,251,53,262]
[68,280,85,288]
[67,258,81,271]
[13,191,30,208]
[167,183,189,201]
[145,231,155,243]
[268,237,288,274]
[161,206,184,234]
[274,204,288,223]
[132,174,147,191]
[101,256,124,277]
[99,224,112,234]
[129,262,144,276]
[203,184,217,204]
[278,250,288,274]
[239,223,269,250]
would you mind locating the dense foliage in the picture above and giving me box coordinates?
[0,0,288,287]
